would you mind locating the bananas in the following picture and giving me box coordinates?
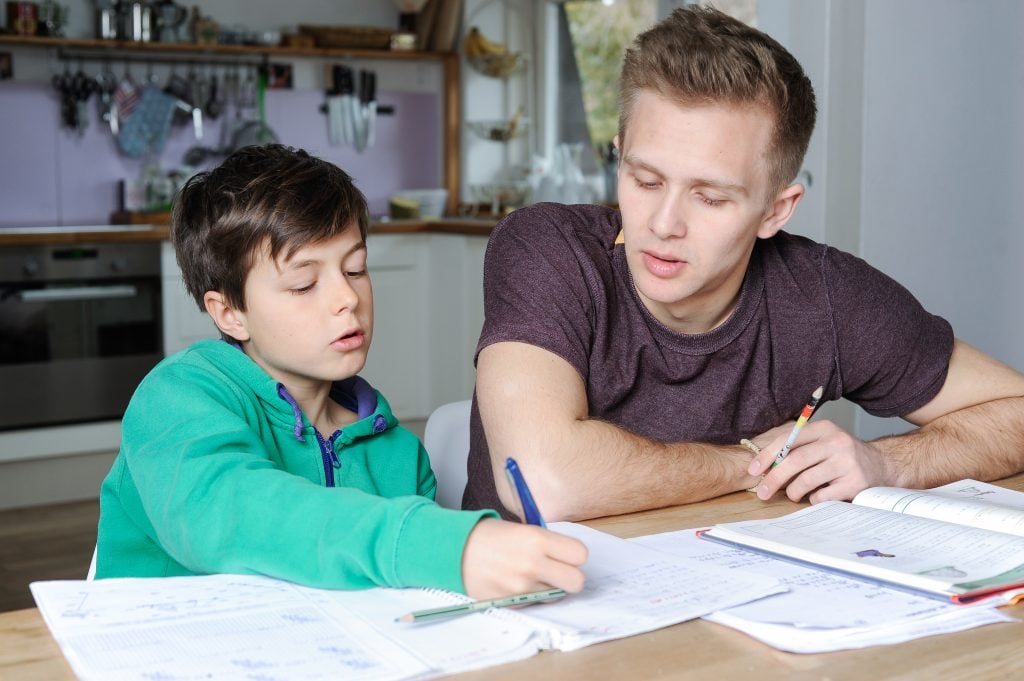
[463,26,508,59]
[463,26,523,78]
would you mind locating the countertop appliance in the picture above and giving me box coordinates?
[0,241,162,431]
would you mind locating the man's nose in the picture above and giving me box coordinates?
[648,191,688,239]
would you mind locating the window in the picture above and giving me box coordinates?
[543,1,758,179]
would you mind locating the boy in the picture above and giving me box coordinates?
[96,145,587,599]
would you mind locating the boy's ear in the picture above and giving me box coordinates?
[204,291,250,342]
[757,182,805,239]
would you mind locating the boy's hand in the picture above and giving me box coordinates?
[461,518,588,600]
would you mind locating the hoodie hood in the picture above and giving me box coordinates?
[188,339,396,443]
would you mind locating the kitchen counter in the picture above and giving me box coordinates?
[0,218,497,247]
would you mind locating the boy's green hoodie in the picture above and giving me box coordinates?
[97,339,494,593]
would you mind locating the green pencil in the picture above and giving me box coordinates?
[396,587,567,623]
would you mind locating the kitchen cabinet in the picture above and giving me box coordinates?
[0,223,488,509]
[160,240,217,354]
[0,34,463,215]
[363,232,486,418]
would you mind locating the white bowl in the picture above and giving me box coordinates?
[391,189,448,220]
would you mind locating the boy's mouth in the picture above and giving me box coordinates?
[331,328,365,351]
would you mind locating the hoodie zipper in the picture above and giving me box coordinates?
[315,429,341,487]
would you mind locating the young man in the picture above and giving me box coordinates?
[464,7,1024,521]
[96,145,587,599]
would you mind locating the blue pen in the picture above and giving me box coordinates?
[504,457,546,527]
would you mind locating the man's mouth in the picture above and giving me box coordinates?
[641,250,686,277]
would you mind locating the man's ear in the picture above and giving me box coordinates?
[204,291,250,342]
[757,182,805,239]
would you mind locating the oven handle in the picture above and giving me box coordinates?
[14,285,139,303]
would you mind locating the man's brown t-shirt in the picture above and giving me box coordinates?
[463,203,953,518]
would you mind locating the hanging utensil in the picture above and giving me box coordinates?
[204,67,222,119]
[113,62,140,128]
[360,69,377,151]
[70,66,99,135]
[187,66,206,140]
[96,61,119,135]
[334,65,356,146]
[229,65,277,150]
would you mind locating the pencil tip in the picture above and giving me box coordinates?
[812,386,824,399]
[396,614,412,623]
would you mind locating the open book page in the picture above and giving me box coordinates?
[632,528,1015,653]
[29,574,437,681]
[853,479,1024,537]
[506,522,786,651]
[703,501,1024,597]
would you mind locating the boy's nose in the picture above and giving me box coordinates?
[330,279,359,314]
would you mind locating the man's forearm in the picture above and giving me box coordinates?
[522,417,760,521]
[874,396,1024,489]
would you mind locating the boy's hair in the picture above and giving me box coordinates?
[171,144,369,312]
[618,6,816,193]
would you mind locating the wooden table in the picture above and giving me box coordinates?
[3,475,1023,681]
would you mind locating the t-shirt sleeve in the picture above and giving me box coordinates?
[825,247,954,417]
[475,205,605,380]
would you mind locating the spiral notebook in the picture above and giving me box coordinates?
[30,523,782,681]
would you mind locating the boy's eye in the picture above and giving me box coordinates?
[290,283,315,294]
[345,270,368,278]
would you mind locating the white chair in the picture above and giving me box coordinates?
[87,545,97,580]
[423,400,472,509]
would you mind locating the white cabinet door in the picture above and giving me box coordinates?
[160,241,218,356]
[361,234,431,418]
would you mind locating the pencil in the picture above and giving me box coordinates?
[740,439,763,492]
[395,587,567,623]
[769,386,824,470]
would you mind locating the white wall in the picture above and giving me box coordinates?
[765,0,1024,439]
[855,0,1024,438]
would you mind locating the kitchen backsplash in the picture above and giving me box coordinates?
[0,81,441,225]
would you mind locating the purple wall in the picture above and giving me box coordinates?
[0,81,441,225]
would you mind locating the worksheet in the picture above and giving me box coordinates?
[30,523,786,680]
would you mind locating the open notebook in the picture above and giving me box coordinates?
[700,479,1024,605]
[31,523,782,681]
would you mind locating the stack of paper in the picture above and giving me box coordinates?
[633,529,1015,653]
[632,479,1024,653]
[30,523,783,681]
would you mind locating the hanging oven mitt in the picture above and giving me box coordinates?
[117,85,178,158]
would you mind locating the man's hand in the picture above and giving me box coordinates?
[461,518,588,600]
[747,420,896,503]
[746,340,1024,503]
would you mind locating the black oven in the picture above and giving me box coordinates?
[0,242,163,431]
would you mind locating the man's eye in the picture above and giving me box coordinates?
[699,196,725,207]
[633,178,659,190]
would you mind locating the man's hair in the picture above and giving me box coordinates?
[171,144,369,312]
[618,6,816,193]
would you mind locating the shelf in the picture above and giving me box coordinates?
[0,34,453,62]
[2,34,463,216]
